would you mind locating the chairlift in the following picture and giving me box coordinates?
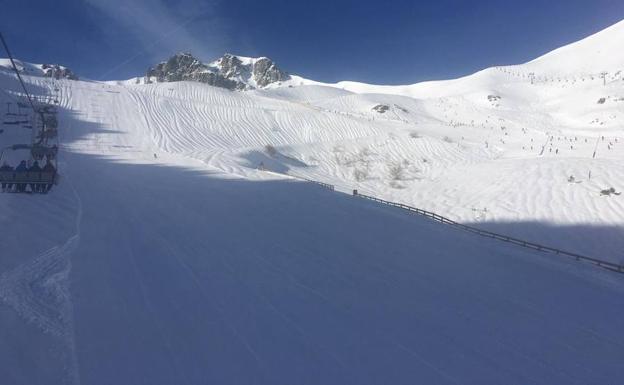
[0,166,57,194]
[0,144,58,194]
[43,114,58,129]
[37,127,57,140]
[0,36,61,194]
[31,144,58,160]
[38,105,56,114]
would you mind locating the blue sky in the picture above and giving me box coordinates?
[2,0,624,83]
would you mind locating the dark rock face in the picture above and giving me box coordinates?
[146,53,246,90]
[217,54,245,79]
[372,104,390,113]
[253,57,289,87]
[41,64,78,80]
[146,52,290,91]
[149,53,204,81]
[194,72,242,90]
[146,53,207,82]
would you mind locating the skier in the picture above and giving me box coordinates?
[28,160,42,193]
[42,160,56,193]
[15,160,27,192]
[0,162,13,192]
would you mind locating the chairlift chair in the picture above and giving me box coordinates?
[0,144,58,193]
[0,168,57,193]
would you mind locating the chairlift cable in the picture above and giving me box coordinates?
[0,32,41,119]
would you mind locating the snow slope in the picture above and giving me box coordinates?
[1,19,624,384]
[288,20,624,97]
[90,63,624,261]
[0,58,77,80]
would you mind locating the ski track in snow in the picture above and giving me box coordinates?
[0,178,82,385]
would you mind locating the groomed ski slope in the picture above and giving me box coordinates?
[0,73,623,385]
[0,76,623,383]
[1,20,624,384]
[91,73,624,262]
[85,21,624,262]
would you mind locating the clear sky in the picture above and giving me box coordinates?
[2,0,624,83]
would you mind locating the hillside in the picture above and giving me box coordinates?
[0,19,623,385]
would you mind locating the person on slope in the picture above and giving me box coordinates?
[15,160,27,192]
[42,160,56,193]
[0,162,14,192]
[28,160,42,193]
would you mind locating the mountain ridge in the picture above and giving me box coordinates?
[143,52,290,90]
[2,19,623,93]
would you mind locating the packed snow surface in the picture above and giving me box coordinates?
[1,19,623,385]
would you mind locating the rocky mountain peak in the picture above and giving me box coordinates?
[146,52,207,83]
[252,57,288,87]
[40,64,79,80]
[145,52,290,90]
[217,54,245,78]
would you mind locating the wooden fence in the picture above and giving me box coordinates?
[348,189,623,274]
[298,176,335,191]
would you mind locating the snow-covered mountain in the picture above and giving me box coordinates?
[1,20,622,257]
[0,58,78,80]
[141,52,290,90]
[286,19,624,97]
[1,19,624,385]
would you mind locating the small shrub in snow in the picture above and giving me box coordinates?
[265,145,278,157]
[359,148,375,158]
[393,104,409,113]
[389,162,406,181]
[442,136,453,143]
[353,167,368,182]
